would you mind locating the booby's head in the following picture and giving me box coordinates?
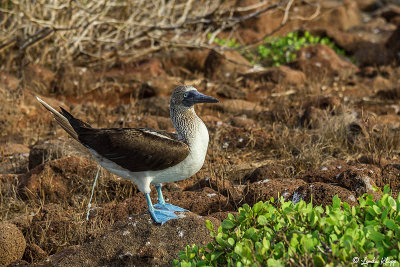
[170,85,218,109]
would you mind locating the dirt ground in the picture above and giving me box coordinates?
[1,0,400,266]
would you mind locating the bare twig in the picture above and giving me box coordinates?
[281,0,294,25]
[0,0,305,69]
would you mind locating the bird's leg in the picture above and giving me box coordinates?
[145,193,177,224]
[86,165,101,221]
[154,184,188,212]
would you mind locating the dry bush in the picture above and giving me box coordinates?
[1,0,214,69]
[0,0,290,73]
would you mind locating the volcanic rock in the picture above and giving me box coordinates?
[44,212,220,266]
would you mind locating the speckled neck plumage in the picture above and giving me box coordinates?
[170,105,201,145]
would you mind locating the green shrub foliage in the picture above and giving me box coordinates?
[209,31,347,67]
[257,31,345,66]
[174,185,400,266]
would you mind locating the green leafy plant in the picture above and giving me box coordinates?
[208,33,241,49]
[173,185,400,266]
[209,31,347,67]
[257,31,345,67]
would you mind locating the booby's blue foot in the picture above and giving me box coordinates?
[150,208,178,224]
[154,202,188,212]
[145,193,178,224]
[154,184,188,212]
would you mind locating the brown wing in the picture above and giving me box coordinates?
[77,127,189,172]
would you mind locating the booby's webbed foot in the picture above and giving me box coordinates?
[154,203,188,212]
[145,193,178,224]
[154,184,188,212]
[150,208,178,224]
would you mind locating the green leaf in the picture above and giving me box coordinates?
[372,205,381,215]
[290,234,299,248]
[263,237,270,249]
[258,215,268,225]
[332,195,341,208]
[215,234,226,247]
[343,202,350,212]
[205,220,213,231]
[383,184,391,194]
[211,251,223,261]
[384,219,397,230]
[302,236,314,251]
[221,219,236,230]
[253,202,263,214]
[368,230,385,243]
[366,207,377,217]
[243,227,256,239]
[388,196,397,210]
[267,258,284,267]
[352,206,356,216]
[313,255,326,267]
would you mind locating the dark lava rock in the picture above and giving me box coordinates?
[346,121,368,144]
[29,138,89,170]
[244,163,290,183]
[301,163,382,198]
[386,21,400,65]
[24,243,48,263]
[241,66,306,85]
[290,44,358,79]
[295,182,358,207]
[43,212,220,267]
[20,156,99,203]
[230,116,255,128]
[300,95,342,128]
[186,177,233,195]
[0,143,29,174]
[335,166,382,197]
[216,84,248,99]
[204,50,251,81]
[354,42,393,67]
[140,75,181,98]
[215,99,264,117]
[381,164,400,198]
[244,178,307,206]
[301,161,350,184]
[162,48,210,73]
[136,96,170,117]
[376,87,400,100]
[218,126,270,151]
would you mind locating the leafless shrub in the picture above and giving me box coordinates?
[0,0,292,73]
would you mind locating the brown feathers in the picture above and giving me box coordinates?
[36,96,190,172]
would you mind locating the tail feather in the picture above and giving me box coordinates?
[59,107,92,129]
[36,96,79,141]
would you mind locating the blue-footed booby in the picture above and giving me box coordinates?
[36,85,218,224]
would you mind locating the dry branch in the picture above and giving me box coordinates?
[0,0,293,71]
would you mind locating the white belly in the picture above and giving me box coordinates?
[88,121,209,194]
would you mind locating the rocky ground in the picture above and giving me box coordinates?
[1,0,400,266]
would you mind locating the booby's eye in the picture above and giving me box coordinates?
[183,93,188,98]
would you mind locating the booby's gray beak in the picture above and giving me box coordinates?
[183,90,219,107]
